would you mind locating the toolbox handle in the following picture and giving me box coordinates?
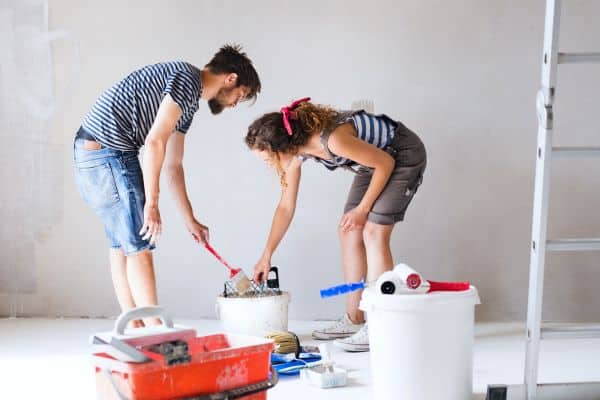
[114,306,174,335]
[102,365,278,400]
[188,366,279,400]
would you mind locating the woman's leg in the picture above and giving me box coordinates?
[311,226,367,340]
[338,226,367,324]
[332,225,376,351]
[362,221,395,282]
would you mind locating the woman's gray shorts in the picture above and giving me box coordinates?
[344,123,427,225]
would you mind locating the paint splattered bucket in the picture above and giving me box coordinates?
[216,292,290,336]
[216,267,290,336]
[360,286,480,400]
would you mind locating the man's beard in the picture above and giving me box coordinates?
[208,87,235,115]
[208,98,225,115]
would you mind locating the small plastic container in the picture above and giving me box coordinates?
[299,342,347,389]
[300,365,348,388]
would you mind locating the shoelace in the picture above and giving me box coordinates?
[352,324,369,341]
[330,316,349,329]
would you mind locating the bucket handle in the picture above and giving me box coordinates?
[113,306,174,336]
[266,266,280,289]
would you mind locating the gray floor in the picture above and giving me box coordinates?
[1,318,599,399]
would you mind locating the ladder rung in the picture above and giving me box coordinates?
[546,238,600,252]
[552,146,600,158]
[558,52,600,64]
[541,325,600,340]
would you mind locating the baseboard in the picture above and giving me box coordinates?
[0,294,52,317]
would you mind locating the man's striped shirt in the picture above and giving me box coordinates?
[81,61,202,151]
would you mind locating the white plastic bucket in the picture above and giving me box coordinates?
[359,286,480,400]
[215,292,290,336]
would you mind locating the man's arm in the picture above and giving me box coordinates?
[164,131,209,244]
[139,94,181,244]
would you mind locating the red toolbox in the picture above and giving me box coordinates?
[91,306,277,399]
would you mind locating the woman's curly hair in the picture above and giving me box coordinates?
[245,102,338,154]
[245,101,339,187]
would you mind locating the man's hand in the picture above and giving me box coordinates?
[140,203,162,245]
[253,254,272,283]
[187,218,210,245]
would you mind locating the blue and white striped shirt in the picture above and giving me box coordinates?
[311,111,398,170]
[81,61,202,151]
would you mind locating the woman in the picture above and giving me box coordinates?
[245,98,426,352]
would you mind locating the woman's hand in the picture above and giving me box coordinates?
[253,254,272,283]
[339,206,369,233]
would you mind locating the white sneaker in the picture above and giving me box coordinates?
[312,314,364,340]
[333,323,369,352]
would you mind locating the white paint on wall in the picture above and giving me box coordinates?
[0,0,77,316]
[0,0,53,300]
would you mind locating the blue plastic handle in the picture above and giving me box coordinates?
[320,281,366,298]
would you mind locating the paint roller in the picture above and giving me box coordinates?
[375,271,470,295]
[378,263,423,294]
[375,263,471,294]
[385,263,470,293]
[393,263,422,289]
[320,263,470,297]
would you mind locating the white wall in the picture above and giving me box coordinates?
[2,0,599,322]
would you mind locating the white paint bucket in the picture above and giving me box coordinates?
[215,292,291,336]
[360,286,480,400]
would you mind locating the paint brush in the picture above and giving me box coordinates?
[265,331,319,357]
[204,243,252,295]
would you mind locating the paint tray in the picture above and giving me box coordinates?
[91,306,277,400]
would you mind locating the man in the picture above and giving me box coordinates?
[73,44,260,326]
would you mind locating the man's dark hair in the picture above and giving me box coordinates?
[205,44,261,103]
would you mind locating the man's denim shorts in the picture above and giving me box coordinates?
[73,136,155,255]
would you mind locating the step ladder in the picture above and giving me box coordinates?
[486,1,600,400]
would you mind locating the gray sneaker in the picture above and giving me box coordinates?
[333,323,369,352]
[312,314,364,340]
